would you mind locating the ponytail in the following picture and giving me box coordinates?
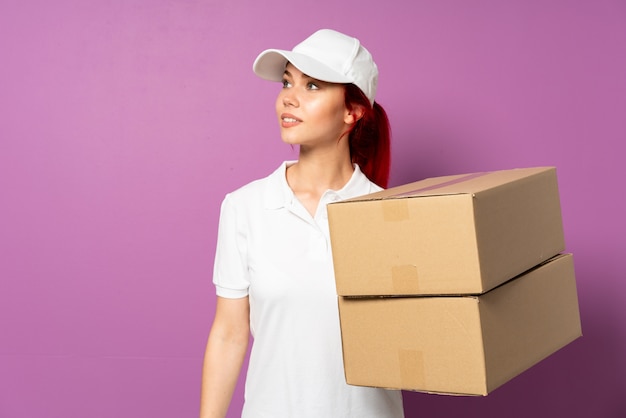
[344,84,391,188]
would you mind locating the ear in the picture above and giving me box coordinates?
[345,105,365,125]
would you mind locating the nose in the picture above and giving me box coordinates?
[281,90,298,107]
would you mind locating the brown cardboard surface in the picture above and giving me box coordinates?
[328,167,565,296]
[338,254,582,396]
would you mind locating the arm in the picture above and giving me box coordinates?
[199,295,250,418]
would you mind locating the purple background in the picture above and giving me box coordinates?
[1,1,624,417]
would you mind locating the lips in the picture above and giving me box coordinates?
[280,113,302,127]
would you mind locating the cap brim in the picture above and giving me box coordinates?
[253,49,352,84]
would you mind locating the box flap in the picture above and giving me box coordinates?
[333,167,556,203]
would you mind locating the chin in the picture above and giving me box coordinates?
[280,135,302,145]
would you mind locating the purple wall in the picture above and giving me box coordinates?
[0,1,624,417]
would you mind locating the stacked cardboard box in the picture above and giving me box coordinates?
[328,167,582,396]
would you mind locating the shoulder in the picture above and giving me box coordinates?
[369,181,384,193]
[221,161,291,209]
[225,177,268,204]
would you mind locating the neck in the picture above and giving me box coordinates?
[290,146,353,191]
[285,145,353,216]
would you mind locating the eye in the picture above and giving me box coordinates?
[307,81,320,90]
[281,79,292,88]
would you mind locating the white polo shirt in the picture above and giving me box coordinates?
[213,161,404,418]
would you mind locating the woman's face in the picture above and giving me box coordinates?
[275,63,354,148]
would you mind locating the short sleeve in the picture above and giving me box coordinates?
[212,193,250,298]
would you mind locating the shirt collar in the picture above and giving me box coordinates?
[263,161,296,210]
[331,163,373,201]
[263,161,374,210]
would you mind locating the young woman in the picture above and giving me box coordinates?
[200,29,404,418]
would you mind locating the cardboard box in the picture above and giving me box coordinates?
[338,253,582,396]
[329,167,565,296]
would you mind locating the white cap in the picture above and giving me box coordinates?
[253,29,378,106]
